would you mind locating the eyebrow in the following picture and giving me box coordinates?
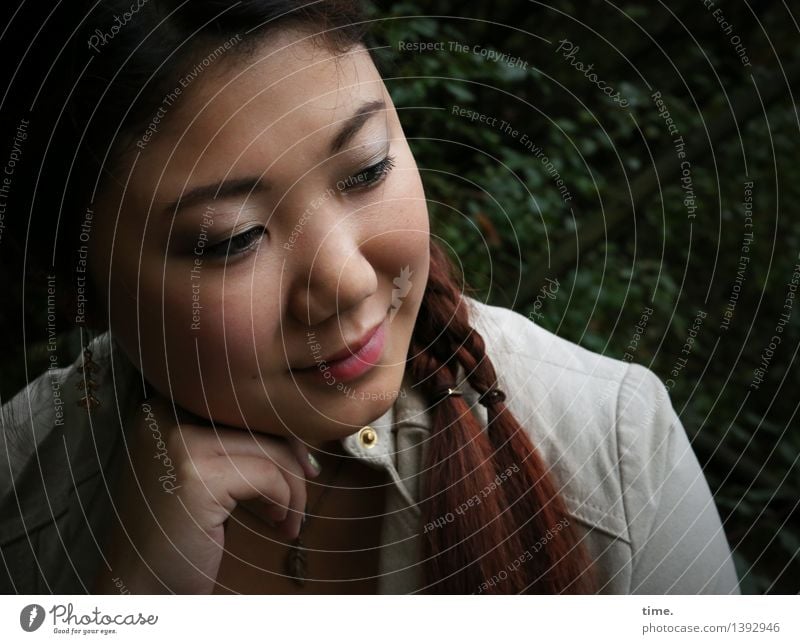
[329,99,386,154]
[162,99,387,217]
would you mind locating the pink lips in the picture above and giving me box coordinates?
[296,318,387,383]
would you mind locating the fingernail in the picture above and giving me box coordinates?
[307,452,321,474]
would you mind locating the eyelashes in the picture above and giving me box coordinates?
[203,153,397,261]
[204,225,266,258]
[337,154,396,192]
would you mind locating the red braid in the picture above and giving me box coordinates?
[408,240,598,593]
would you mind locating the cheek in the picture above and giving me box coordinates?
[158,264,282,360]
[108,255,271,373]
[211,267,284,362]
[116,262,285,420]
[371,160,430,275]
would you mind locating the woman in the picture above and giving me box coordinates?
[0,0,739,594]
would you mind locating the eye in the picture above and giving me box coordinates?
[338,154,396,193]
[204,225,266,259]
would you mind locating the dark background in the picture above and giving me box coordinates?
[1,1,798,593]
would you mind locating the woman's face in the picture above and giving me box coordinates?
[89,28,430,446]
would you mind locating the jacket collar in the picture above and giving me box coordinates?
[339,363,488,513]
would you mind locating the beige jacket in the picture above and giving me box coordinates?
[0,297,740,594]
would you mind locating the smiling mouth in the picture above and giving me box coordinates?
[290,315,388,383]
[321,319,384,364]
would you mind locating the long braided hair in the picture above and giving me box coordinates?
[408,240,598,593]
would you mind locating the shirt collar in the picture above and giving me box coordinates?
[339,363,487,511]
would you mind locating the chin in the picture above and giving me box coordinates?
[290,363,405,442]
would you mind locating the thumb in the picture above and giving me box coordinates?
[286,436,322,479]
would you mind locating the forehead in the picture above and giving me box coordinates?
[120,29,384,196]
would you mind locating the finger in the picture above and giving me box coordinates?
[219,451,307,540]
[270,450,307,540]
[208,454,292,523]
[216,434,312,537]
[187,425,311,485]
[286,437,322,479]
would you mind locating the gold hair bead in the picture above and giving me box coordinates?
[431,386,463,405]
[478,387,506,407]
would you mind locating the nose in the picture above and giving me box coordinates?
[285,210,378,326]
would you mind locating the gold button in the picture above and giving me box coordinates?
[358,425,377,448]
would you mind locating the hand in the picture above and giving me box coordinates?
[94,393,320,594]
